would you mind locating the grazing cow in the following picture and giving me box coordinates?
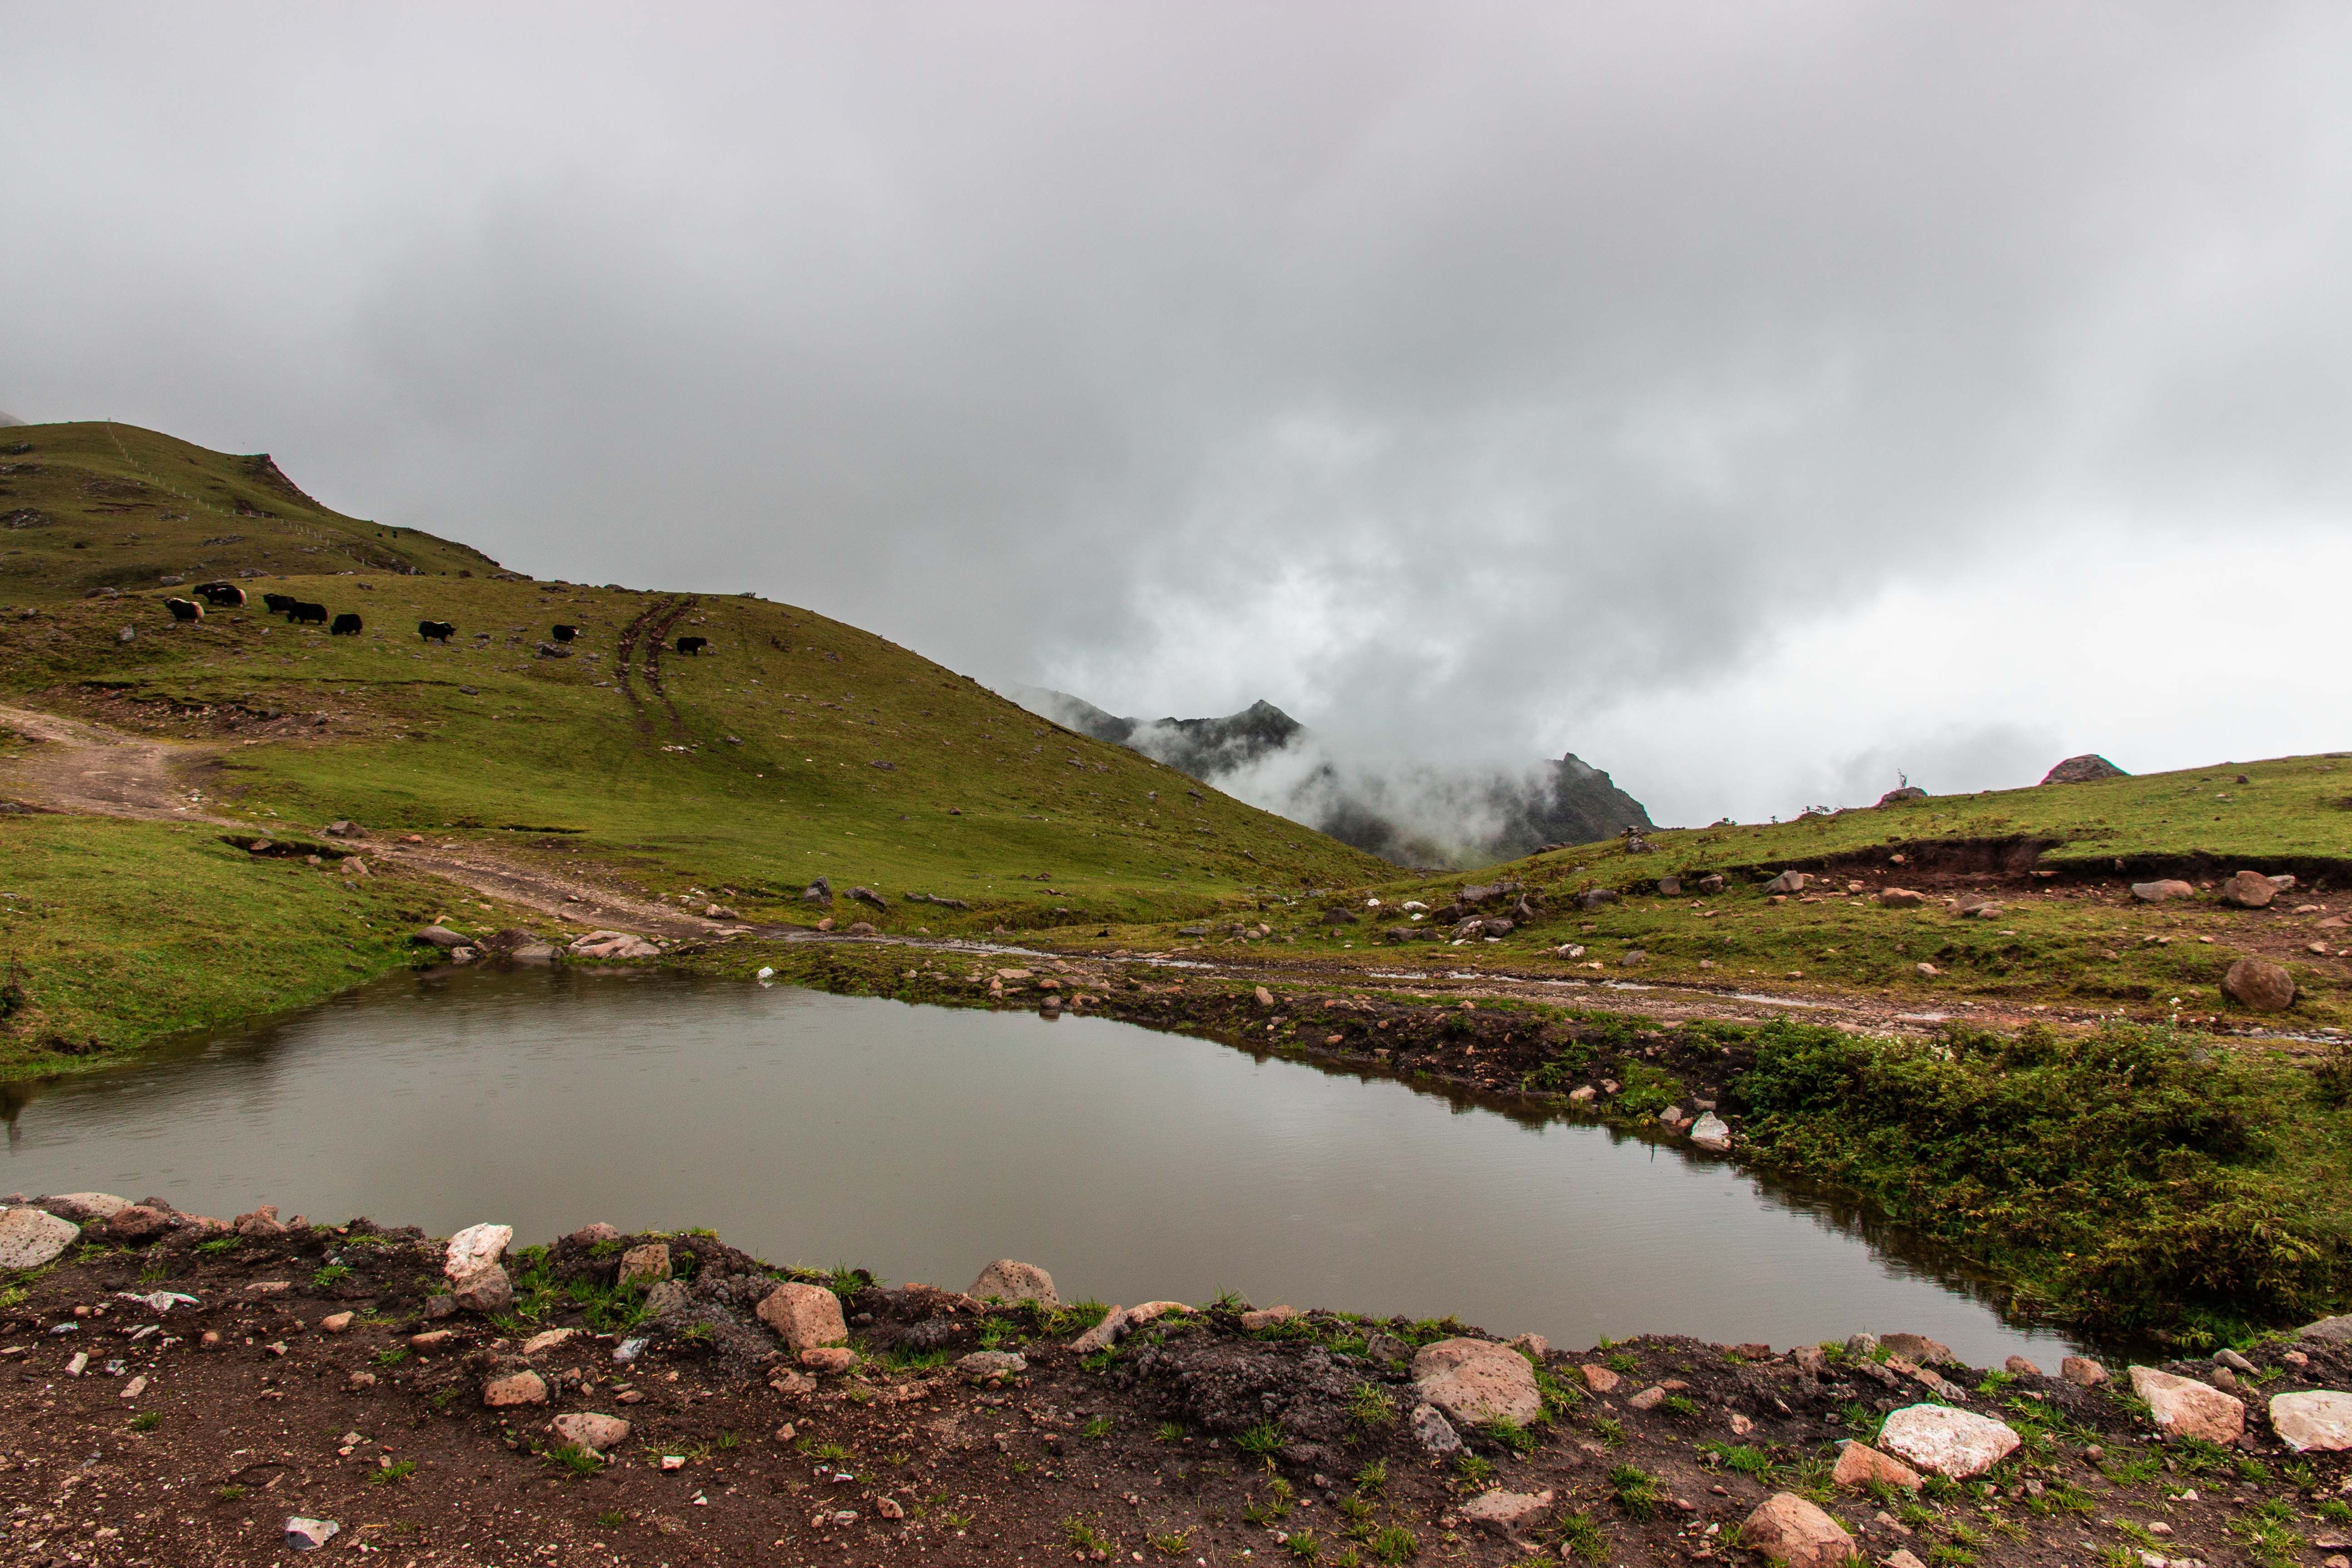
[551,623,577,642]
[330,612,363,635]
[262,592,295,614]
[165,597,203,623]
[418,620,455,643]
[290,601,328,625]
[676,635,708,655]
[198,583,246,608]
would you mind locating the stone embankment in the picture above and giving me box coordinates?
[9,1192,2352,1565]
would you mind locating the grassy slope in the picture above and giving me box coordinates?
[1106,758,2352,1027]
[0,813,446,1062]
[0,421,1389,1068]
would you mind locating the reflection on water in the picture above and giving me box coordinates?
[2,966,2078,1366]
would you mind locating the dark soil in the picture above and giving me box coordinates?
[6,1212,2349,1568]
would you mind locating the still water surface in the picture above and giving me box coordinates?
[2,966,2076,1366]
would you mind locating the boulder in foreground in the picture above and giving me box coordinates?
[2270,1391,2352,1452]
[757,1281,848,1349]
[2130,1366,2245,1443]
[0,1206,81,1270]
[1877,1405,2020,1478]
[1740,1491,1855,1568]
[1411,1337,1542,1427]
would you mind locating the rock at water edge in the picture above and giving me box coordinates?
[969,1259,1058,1307]
[1689,1112,1732,1151]
[0,1206,82,1271]
[756,1281,848,1350]
[617,1243,671,1286]
[2061,1355,2108,1386]
[1412,1338,1543,1427]
[1878,1405,2021,1478]
[1739,1492,1856,1568]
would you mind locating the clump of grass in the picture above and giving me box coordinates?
[596,1510,629,1528]
[214,1484,246,1503]
[1286,1529,1324,1561]
[2232,1499,2306,1568]
[1607,1463,1661,1520]
[1588,1415,1626,1447]
[368,1458,421,1485]
[1557,1511,1608,1563]
[1366,1524,1418,1563]
[1236,1419,1285,1457]
[1454,1451,1496,1485]
[127,1411,162,1432]
[1352,1459,1388,1496]
[1484,1419,1538,1455]
[1062,1515,1117,1558]
[1155,1421,1186,1442]
[1080,1414,1113,1440]
[1147,1527,1195,1556]
[371,1347,409,1367]
[1348,1383,1396,1427]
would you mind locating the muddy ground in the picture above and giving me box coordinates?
[5,1209,2351,1568]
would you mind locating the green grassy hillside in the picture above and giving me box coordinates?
[0,420,1389,1067]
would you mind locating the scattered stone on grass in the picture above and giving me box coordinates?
[2223,956,2296,1012]
[958,1351,1028,1382]
[2131,879,2195,902]
[1460,1487,1554,1533]
[2222,869,2278,908]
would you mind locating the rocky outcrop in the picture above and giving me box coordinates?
[2042,754,2127,784]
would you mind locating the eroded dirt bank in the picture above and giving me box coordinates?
[5,1200,2351,1568]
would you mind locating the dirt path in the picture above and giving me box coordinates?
[0,699,721,941]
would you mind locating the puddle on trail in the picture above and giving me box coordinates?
[2,967,2078,1366]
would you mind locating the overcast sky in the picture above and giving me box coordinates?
[7,4,2349,824]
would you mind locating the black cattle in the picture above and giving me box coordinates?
[676,635,708,655]
[331,612,363,635]
[263,592,295,614]
[418,620,455,643]
[551,623,577,642]
[165,597,203,623]
[197,583,246,608]
[290,601,328,625]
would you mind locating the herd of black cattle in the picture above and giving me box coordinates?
[150,585,713,654]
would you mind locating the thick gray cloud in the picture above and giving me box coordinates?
[5,4,2349,824]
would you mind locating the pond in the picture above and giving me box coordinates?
[2,966,2078,1367]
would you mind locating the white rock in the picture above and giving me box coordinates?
[2270,1391,2352,1452]
[1410,1401,1461,1453]
[284,1517,341,1551]
[445,1222,512,1280]
[1689,1112,1732,1151]
[2130,1366,2245,1443]
[1877,1404,2021,1478]
[36,1192,131,1223]
[0,1206,82,1270]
